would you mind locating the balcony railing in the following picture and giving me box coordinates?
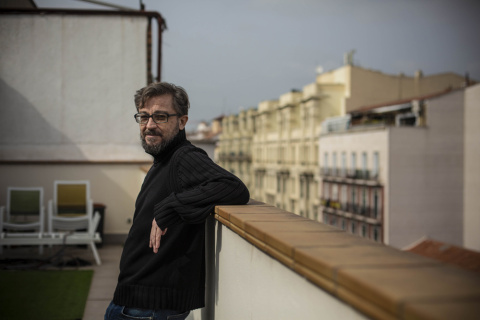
[322,168,379,181]
[217,153,252,162]
[190,201,480,320]
[321,199,381,219]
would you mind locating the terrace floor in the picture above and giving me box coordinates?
[0,244,123,320]
[82,244,122,320]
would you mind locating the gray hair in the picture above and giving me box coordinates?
[135,82,190,116]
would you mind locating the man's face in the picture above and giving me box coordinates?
[138,94,188,156]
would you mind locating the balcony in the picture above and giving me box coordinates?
[217,152,252,162]
[322,200,381,221]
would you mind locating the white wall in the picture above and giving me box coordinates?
[464,84,480,251]
[0,14,150,161]
[203,221,368,320]
[389,90,465,248]
[0,164,146,235]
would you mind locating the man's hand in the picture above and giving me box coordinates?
[149,218,167,253]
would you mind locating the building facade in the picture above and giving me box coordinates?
[217,109,257,191]
[217,63,467,222]
[320,84,480,250]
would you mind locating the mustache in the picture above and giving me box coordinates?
[143,129,163,137]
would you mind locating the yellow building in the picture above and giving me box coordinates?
[217,108,257,191]
[216,63,467,219]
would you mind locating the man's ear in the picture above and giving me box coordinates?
[179,115,188,130]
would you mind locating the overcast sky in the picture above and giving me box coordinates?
[35,0,480,126]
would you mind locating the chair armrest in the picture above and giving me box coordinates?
[0,206,4,233]
[47,200,53,233]
[89,211,101,235]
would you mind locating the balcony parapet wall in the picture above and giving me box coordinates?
[214,200,480,320]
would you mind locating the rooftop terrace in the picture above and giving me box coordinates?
[1,200,479,319]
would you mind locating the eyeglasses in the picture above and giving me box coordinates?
[134,113,181,125]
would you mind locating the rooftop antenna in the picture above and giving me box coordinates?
[344,50,356,66]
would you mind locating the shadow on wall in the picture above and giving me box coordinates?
[0,79,86,161]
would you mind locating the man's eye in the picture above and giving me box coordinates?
[153,114,167,121]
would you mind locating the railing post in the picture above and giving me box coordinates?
[202,215,216,320]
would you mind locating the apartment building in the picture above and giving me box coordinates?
[217,62,467,220]
[217,108,257,191]
[319,84,480,251]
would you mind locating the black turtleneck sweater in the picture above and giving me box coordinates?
[113,130,250,311]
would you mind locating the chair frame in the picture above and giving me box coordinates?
[0,187,45,254]
[48,180,93,233]
[47,180,101,264]
[0,183,102,265]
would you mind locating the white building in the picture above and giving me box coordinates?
[319,84,480,251]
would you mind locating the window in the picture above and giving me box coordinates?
[341,185,348,209]
[362,187,367,214]
[341,152,346,177]
[300,179,304,198]
[361,224,367,237]
[351,221,356,234]
[362,152,367,178]
[306,179,310,200]
[373,188,381,219]
[324,152,329,174]
[341,218,346,230]
[373,152,379,178]
[351,186,356,211]
[324,182,330,199]
[332,184,339,201]
[351,152,357,177]
[332,152,337,176]
[373,226,381,242]
[331,215,337,227]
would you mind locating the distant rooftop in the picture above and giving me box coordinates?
[407,238,480,274]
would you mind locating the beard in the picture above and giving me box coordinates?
[141,123,180,156]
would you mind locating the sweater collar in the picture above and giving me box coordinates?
[152,129,187,165]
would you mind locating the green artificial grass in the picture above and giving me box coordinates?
[0,269,94,320]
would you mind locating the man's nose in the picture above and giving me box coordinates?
[145,117,157,129]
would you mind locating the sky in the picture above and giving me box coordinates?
[35,0,480,126]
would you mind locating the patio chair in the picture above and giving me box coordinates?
[48,180,93,234]
[0,187,45,254]
[47,180,103,265]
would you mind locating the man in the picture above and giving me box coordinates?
[105,82,250,319]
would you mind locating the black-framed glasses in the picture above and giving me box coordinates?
[134,113,181,125]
